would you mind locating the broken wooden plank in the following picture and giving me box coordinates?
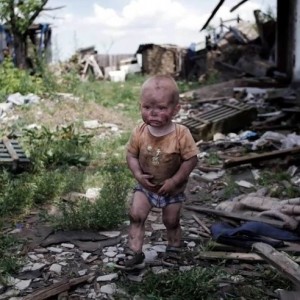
[194,96,229,104]
[207,240,300,254]
[253,242,300,288]
[188,228,210,238]
[3,137,19,161]
[23,279,70,300]
[185,205,285,228]
[192,214,211,235]
[223,146,300,168]
[276,289,300,300]
[195,251,263,262]
[23,275,93,300]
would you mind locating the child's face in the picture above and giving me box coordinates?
[140,90,179,128]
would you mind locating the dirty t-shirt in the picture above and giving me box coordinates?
[127,123,199,193]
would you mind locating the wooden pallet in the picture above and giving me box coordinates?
[180,103,257,141]
[0,137,30,170]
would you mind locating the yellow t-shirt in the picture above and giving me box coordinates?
[127,123,199,192]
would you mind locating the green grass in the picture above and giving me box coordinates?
[258,170,300,198]
[0,235,23,284]
[223,176,239,199]
[120,267,225,300]
[117,265,292,300]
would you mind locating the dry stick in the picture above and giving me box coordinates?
[188,228,210,238]
[192,214,211,235]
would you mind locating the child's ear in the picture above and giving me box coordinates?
[173,104,180,116]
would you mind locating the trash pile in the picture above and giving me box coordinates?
[175,75,300,296]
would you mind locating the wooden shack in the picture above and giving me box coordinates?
[136,43,186,77]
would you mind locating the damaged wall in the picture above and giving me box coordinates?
[136,44,186,77]
[293,0,300,84]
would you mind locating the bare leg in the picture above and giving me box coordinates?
[128,191,152,253]
[162,203,182,248]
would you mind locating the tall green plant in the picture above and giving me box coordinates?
[0,58,45,100]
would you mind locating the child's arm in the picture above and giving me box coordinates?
[172,155,198,186]
[158,155,198,196]
[126,152,156,190]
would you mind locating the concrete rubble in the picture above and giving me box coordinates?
[0,210,210,299]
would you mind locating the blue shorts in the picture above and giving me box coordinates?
[134,184,186,208]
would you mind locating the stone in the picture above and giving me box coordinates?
[0,102,13,113]
[187,241,196,248]
[34,248,48,254]
[28,254,39,261]
[100,283,116,294]
[96,273,118,282]
[47,247,63,253]
[104,251,117,258]
[61,243,75,249]
[152,266,164,274]
[106,246,117,252]
[151,223,165,231]
[85,188,101,200]
[15,279,32,290]
[81,252,92,261]
[0,289,20,299]
[144,250,158,263]
[116,253,125,258]
[180,266,193,272]
[100,231,121,238]
[78,269,88,276]
[235,180,254,188]
[49,263,62,275]
[31,263,46,271]
[127,274,144,282]
[151,245,166,253]
[83,120,100,129]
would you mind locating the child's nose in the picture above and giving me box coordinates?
[150,109,158,116]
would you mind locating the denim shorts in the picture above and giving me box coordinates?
[134,184,186,208]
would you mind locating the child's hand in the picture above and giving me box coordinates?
[136,173,156,191]
[158,178,176,196]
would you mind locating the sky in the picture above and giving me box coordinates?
[38,0,276,61]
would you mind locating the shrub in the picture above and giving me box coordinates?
[49,159,133,230]
[0,59,46,100]
[0,234,23,283]
[22,124,92,168]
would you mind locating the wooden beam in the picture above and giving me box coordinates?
[2,137,19,161]
[277,290,300,300]
[192,214,211,235]
[223,146,300,168]
[253,242,300,288]
[200,0,225,31]
[185,205,285,228]
[230,0,249,12]
[23,275,93,300]
[196,251,263,261]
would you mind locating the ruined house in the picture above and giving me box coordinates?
[136,43,187,77]
[201,0,300,85]
[0,23,52,66]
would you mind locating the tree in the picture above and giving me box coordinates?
[0,0,62,68]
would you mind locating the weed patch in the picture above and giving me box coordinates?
[120,267,225,300]
[223,177,239,199]
[0,59,57,100]
[48,159,133,230]
[22,124,92,168]
[0,234,23,283]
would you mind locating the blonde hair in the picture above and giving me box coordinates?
[141,75,179,105]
